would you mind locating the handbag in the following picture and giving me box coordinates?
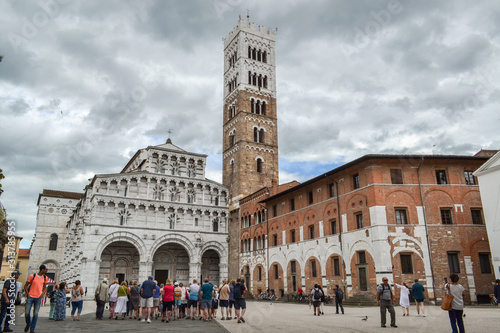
[441,284,454,311]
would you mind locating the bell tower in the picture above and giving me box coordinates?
[222,17,279,209]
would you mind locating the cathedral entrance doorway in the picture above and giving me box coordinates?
[152,243,189,285]
[100,241,140,283]
[201,249,220,285]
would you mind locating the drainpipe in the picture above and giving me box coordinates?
[417,157,437,304]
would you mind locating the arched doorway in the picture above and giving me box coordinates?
[100,241,140,283]
[152,243,190,285]
[201,249,220,285]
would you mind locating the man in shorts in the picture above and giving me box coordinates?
[186,279,200,320]
[411,279,426,317]
[310,284,323,316]
[140,275,156,323]
[200,278,213,321]
[218,279,230,320]
[234,278,247,323]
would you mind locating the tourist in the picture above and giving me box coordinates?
[234,278,247,323]
[108,279,119,319]
[444,274,465,333]
[53,282,67,321]
[310,284,323,316]
[179,282,187,318]
[219,279,230,320]
[161,278,174,322]
[411,279,426,317]
[186,279,200,320]
[173,282,182,320]
[211,284,219,319]
[1,270,21,332]
[298,287,303,300]
[128,281,140,319]
[114,281,129,320]
[395,281,410,316]
[70,280,84,321]
[24,264,49,333]
[494,279,500,304]
[318,285,325,315]
[334,285,344,314]
[95,278,109,320]
[228,279,236,320]
[48,284,58,320]
[200,278,214,321]
[140,275,156,323]
[377,277,397,328]
[153,280,161,320]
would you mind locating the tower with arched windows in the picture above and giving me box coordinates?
[223,17,279,278]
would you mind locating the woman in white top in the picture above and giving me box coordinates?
[394,282,410,316]
[443,274,465,333]
[108,279,119,319]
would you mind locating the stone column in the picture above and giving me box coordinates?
[139,261,153,282]
[79,258,101,299]
[189,262,201,282]
[464,256,477,303]
[219,262,228,286]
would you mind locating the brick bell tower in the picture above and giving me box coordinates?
[222,16,279,278]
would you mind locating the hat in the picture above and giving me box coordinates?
[174,282,179,286]
[148,275,154,279]
[39,264,49,270]
[102,278,108,282]
[11,270,21,275]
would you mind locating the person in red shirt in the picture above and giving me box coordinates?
[298,288,303,300]
[23,264,48,333]
[161,279,174,323]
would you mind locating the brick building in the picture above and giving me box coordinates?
[238,154,495,304]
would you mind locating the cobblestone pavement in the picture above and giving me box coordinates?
[10,301,500,332]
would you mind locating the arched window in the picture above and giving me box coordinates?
[169,214,176,229]
[253,73,257,86]
[254,128,259,142]
[262,102,266,115]
[264,76,268,89]
[257,158,263,173]
[251,99,255,113]
[187,189,195,203]
[258,75,262,88]
[49,233,58,251]
[256,100,261,114]
[257,50,262,61]
[248,46,251,58]
[263,51,267,63]
[259,129,265,143]
[252,48,257,60]
[229,132,235,146]
[213,219,219,232]
[187,164,196,177]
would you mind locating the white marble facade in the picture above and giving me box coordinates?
[29,139,229,296]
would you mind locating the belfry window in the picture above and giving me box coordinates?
[256,158,263,173]
[49,233,58,251]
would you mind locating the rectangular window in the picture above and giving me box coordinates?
[441,209,453,224]
[291,230,296,243]
[291,260,296,274]
[330,219,337,235]
[356,213,364,229]
[448,252,460,273]
[395,209,408,225]
[258,266,262,281]
[311,260,317,277]
[400,254,413,274]
[273,234,278,246]
[273,204,277,217]
[329,183,335,197]
[309,225,315,239]
[274,264,279,279]
[333,257,340,276]
[479,253,492,274]
[358,251,366,264]
[195,218,199,227]
[391,169,403,184]
[471,209,483,225]
[308,191,313,205]
[292,275,297,292]
[436,170,448,185]
[464,170,476,185]
[290,198,295,211]
[353,174,360,189]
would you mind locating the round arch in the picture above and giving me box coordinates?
[150,233,196,262]
[96,232,147,261]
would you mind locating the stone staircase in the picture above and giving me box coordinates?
[343,292,377,306]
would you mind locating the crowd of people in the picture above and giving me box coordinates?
[6,263,500,332]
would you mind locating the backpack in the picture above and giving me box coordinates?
[336,288,344,300]
[313,289,322,300]
[233,284,242,299]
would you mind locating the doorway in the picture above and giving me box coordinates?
[116,273,125,284]
[155,270,169,284]
[357,266,368,291]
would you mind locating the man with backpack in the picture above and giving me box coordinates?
[233,278,247,323]
[334,284,344,314]
[23,264,49,333]
[377,277,397,328]
[310,284,323,316]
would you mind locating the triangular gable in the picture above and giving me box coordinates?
[474,151,500,176]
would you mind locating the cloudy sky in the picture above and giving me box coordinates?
[1,0,499,248]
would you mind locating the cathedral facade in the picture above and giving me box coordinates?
[29,140,229,294]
